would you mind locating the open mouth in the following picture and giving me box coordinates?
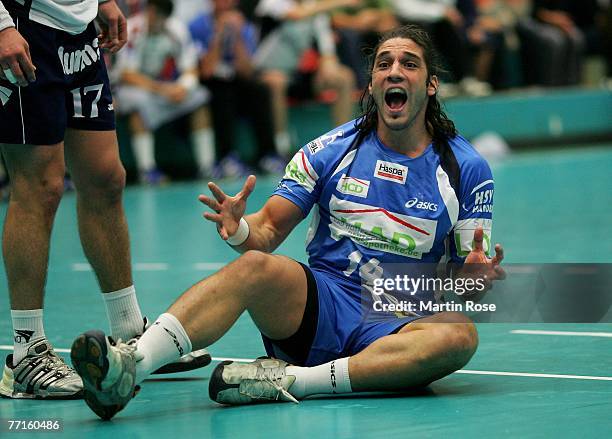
[384,88,407,111]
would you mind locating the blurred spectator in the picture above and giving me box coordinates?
[190,0,284,177]
[331,0,399,88]
[389,0,471,83]
[114,0,215,184]
[528,0,586,85]
[469,0,516,89]
[254,0,358,156]
[389,0,493,96]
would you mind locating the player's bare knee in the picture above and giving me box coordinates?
[234,250,277,293]
[79,163,126,203]
[10,174,64,216]
[440,322,479,369]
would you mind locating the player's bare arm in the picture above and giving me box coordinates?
[199,175,304,253]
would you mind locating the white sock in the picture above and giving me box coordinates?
[102,285,144,341]
[11,309,46,365]
[132,132,156,172]
[275,131,292,157]
[286,357,352,399]
[191,127,215,174]
[135,313,193,384]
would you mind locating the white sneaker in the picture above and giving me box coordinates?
[71,330,138,420]
[209,358,299,405]
[0,339,82,399]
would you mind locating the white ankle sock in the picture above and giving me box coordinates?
[11,309,46,365]
[135,313,193,384]
[286,357,352,399]
[102,285,144,341]
[132,132,156,172]
[191,127,215,174]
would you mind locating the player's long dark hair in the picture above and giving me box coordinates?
[355,25,457,143]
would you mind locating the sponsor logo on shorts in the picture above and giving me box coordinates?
[307,130,344,155]
[374,160,408,184]
[329,195,437,259]
[336,174,370,198]
[58,38,101,76]
[0,85,12,106]
[405,197,438,212]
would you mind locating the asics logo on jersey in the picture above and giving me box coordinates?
[405,197,438,212]
[0,85,12,106]
[58,38,101,75]
[374,160,408,184]
[14,329,35,343]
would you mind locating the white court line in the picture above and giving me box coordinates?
[193,262,226,271]
[72,263,92,271]
[134,263,168,271]
[511,330,612,338]
[455,370,612,381]
[1,345,612,381]
[72,262,226,271]
[72,262,169,271]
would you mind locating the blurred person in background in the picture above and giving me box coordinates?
[190,0,284,178]
[389,0,492,96]
[254,0,358,156]
[331,0,399,88]
[114,0,215,184]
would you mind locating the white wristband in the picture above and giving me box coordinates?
[226,218,249,246]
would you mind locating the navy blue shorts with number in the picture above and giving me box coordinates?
[0,14,115,145]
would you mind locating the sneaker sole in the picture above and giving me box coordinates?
[71,330,127,420]
[152,349,212,375]
[0,387,83,400]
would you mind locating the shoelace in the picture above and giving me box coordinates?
[112,338,137,354]
[42,351,76,378]
[242,364,299,403]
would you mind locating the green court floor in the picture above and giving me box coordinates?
[1,145,611,438]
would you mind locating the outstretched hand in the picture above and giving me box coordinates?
[459,226,506,292]
[198,175,256,240]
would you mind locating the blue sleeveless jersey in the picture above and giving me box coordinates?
[273,119,494,294]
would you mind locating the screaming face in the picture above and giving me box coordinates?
[369,37,438,133]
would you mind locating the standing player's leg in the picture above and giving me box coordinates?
[64,129,211,373]
[70,251,309,419]
[63,129,142,341]
[0,142,83,399]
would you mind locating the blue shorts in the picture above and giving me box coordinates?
[262,264,424,367]
[0,13,115,145]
